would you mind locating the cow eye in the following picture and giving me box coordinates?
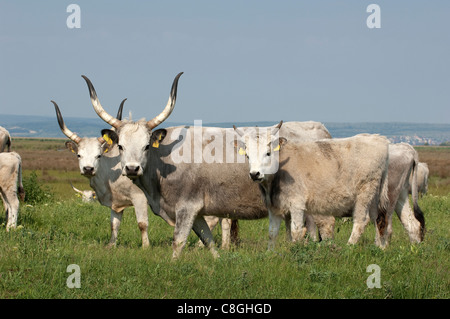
[144,144,150,151]
[77,154,81,158]
[96,155,102,159]
[118,145,123,151]
[266,152,271,157]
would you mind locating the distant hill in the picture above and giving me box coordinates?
[1,114,449,145]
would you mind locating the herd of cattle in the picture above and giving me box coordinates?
[0,72,431,259]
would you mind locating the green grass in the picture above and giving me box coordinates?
[0,192,448,299]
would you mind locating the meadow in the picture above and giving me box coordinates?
[0,138,449,299]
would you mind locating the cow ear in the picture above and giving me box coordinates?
[273,137,287,152]
[233,139,246,155]
[65,141,78,154]
[151,129,167,148]
[101,129,118,145]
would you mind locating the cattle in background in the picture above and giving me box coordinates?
[0,126,11,153]
[234,122,390,249]
[410,162,429,196]
[386,143,425,242]
[0,152,25,231]
[52,99,174,248]
[70,182,97,203]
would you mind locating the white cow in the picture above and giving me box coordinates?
[52,100,174,248]
[0,152,25,231]
[234,122,391,249]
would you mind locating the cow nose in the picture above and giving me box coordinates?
[125,165,140,176]
[83,166,95,175]
[250,171,260,181]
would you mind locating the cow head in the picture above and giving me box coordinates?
[51,98,124,176]
[70,182,97,202]
[233,121,286,182]
[83,72,182,179]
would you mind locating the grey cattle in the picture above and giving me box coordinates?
[386,143,425,242]
[52,99,174,248]
[0,152,25,231]
[0,126,11,153]
[234,123,391,249]
[83,73,333,258]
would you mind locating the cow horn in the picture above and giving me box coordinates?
[117,98,127,121]
[233,125,245,137]
[147,72,183,130]
[271,121,283,135]
[70,182,83,194]
[82,75,122,129]
[51,100,82,144]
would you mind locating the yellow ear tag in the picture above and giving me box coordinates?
[239,148,246,156]
[152,132,164,148]
[273,144,281,152]
[103,134,112,145]
[71,149,76,154]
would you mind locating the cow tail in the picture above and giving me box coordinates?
[376,164,390,237]
[411,154,426,240]
[17,156,25,201]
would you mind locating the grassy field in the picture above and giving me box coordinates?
[0,138,449,299]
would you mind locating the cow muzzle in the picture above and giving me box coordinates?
[82,166,96,176]
[123,164,142,179]
[249,171,263,182]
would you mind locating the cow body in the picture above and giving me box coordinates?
[0,152,25,231]
[234,126,390,250]
[0,126,11,153]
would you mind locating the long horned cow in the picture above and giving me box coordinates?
[52,96,174,248]
[83,72,335,259]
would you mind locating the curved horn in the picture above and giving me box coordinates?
[147,72,183,130]
[51,100,82,144]
[271,121,283,135]
[233,125,245,137]
[117,98,127,121]
[70,182,83,194]
[82,75,122,129]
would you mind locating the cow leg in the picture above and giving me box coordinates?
[268,209,282,250]
[395,191,422,243]
[197,216,220,248]
[192,217,219,258]
[304,214,318,241]
[107,209,123,248]
[290,210,306,243]
[284,213,292,242]
[348,202,370,245]
[133,200,150,248]
[220,218,232,250]
[4,190,19,232]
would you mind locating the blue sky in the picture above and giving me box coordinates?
[0,1,449,124]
